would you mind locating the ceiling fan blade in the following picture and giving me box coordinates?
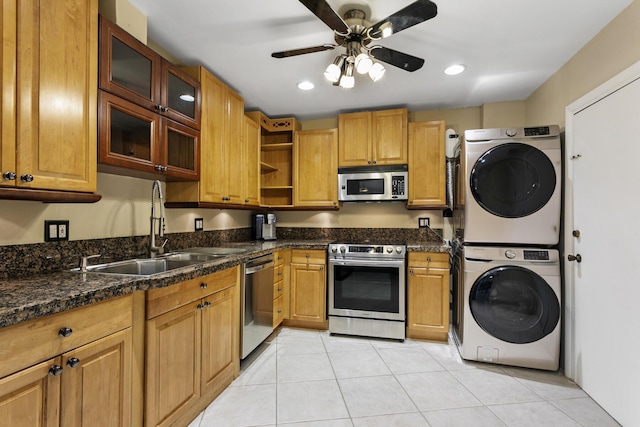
[369,46,425,72]
[271,44,336,58]
[368,0,437,39]
[298,0,350,34]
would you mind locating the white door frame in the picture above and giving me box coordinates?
[563,59,640,379]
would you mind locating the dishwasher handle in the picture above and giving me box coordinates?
[245,254,274,274]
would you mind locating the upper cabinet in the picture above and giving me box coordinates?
[294,129,339,208]
[407,120,447,209]
[98,16,200,181]
[166,67,257,208]
[247,111,300,209]
[0,0,99,201]
[338,108,408,167]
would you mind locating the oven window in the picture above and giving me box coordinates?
[333,265,399,313]
[346,178,385,195]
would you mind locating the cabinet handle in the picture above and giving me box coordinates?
[568,254,582,263]
[66,357,80,368]
[20,174,34,183]
[197,303,205,310]
[58,327,73,338]
[200,282,208,289]
[49,365,63,376]
[2,171,16,181]
[203,301,212,308]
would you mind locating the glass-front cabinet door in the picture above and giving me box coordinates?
[162,61,201,129]
[163,119,200,180]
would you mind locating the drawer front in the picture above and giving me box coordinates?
[408,252,449,269]
[0,294,132,378]
[273,295,284,328]
[146,266,239,319]
[273,280,284,300]
[291,249,325,265]
[274,264,284,282]
[274,251,285,266]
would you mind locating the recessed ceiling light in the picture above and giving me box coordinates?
[444,64,466,75]
[297,81,315,90]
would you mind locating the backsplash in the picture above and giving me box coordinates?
[0,227,443,279]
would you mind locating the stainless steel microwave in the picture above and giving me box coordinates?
[338,165,408,202]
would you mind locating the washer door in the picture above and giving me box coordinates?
[469,266,560,344]
[470,143,556,218]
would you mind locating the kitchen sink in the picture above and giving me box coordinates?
[71,252,223,276]
[177,247,248,256]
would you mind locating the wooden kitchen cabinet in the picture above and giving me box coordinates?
[246,111,300,208]
[407,252,450,341]
[338,109,408,167]
[0,295,133,427]
[294,129,339,208]
[144,267,240,427]
[244,116,261,206]
[288,250,327,329]
[407,120,447,208]
[98,16,200,180]
[0,0,98,197]
[166,67,251,207]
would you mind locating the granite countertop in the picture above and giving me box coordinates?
[0,239,450,329]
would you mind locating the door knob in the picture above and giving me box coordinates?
[568,254,582,263]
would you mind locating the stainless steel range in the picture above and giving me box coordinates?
[327,243,406,340]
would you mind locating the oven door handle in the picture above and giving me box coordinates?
[329,259,405,268]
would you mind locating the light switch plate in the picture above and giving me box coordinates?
[194,218,204,231]
[418,217,430,228]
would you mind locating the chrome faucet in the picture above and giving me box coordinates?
[149,180,168,258]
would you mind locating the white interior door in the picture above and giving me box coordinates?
[566,68,640,427]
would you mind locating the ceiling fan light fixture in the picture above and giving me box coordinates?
[339,63,355,89]
[379,22,394,38]
[369,62,386,81]
[355,53,373,74]
[324,56,344,83]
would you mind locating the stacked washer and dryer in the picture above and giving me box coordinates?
[452,126,562,371]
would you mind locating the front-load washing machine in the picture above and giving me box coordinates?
[464,125,561,245]
[454,245,561,371]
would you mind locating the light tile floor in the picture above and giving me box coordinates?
[188,327,620,427]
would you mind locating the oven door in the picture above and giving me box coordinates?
[328,258,405,321]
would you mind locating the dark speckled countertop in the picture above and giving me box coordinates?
[0,239,449,329]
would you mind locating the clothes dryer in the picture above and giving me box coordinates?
[453,245,561,371]
[464,126,561,245]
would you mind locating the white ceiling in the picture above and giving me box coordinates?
[129,0,633,121]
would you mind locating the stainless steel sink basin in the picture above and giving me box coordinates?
[72,252,222,276]
[178,247,248,256]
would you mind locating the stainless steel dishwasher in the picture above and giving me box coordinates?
[241,253,275,359]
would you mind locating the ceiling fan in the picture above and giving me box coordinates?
[272,0,438,88]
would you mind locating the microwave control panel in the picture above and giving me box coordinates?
[391,175,406,196]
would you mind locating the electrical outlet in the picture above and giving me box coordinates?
[194,218,204,231]
[418,217,430,228]
[44,220,69,241]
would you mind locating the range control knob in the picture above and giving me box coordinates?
[331,246,338,254]
[386,246,393,253]
[339,246,346,254]
[396,247,403,254]
[505,250,517,259]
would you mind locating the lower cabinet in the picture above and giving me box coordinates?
[406,252,450,341]
[0,295,133,427]
[287,250,327,329]
[144,267,240,427]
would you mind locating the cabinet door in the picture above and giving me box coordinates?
[145,302,201,427]
[161,60,201,129]
[163,118,200,180]
[290,263,326,323]
[407,120,446,207]
[407,265,449,341]
[0,0,16,188]
[16,0,97,192]
[244,116,261,206]
[201,287,236,395]
[294,129,338,207]
[338,112,371,166]
[0,358,61,427]
[60,329,132,427]
[224,90,245,204]
[372,109,408,165]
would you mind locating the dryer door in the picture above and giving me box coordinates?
[469,265,560,344]
[470,143,556,218]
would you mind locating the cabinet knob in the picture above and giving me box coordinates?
[66,357,80,368]
[320,266,324,271]
[58,327,73,338]
[372,160,377,164]
[200,282,208,289]
[277,287,282,292]
[48,365,63,376]
[2,171,16,181]
[277,310,282,314]
[367,160,372,164]
[197,303,204,310]
[427,257,431,263]
[306,254,310,259]
[409,269,414,275]
[20,174,34,182]
[155,104,169,113]
[277,271,282,276]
